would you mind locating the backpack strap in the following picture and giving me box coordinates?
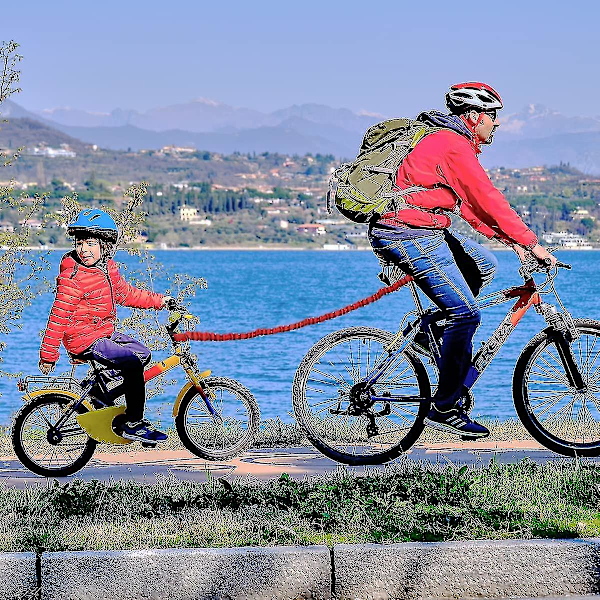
[363,166,396,175]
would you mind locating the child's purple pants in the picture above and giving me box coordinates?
[76,332,151,422]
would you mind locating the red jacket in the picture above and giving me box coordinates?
[381,129,538,248]
[40,253,164,363]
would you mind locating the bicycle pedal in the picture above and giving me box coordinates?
[141,441,157,448]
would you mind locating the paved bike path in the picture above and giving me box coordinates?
[0,439,595,488]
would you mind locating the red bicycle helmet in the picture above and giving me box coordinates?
[445,82,503,114]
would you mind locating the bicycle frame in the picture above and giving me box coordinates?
[463,279,541,389]
[364,262,582,404]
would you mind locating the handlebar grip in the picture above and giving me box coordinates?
[543,258,572,270]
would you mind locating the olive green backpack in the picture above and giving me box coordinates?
[327,118,440,223]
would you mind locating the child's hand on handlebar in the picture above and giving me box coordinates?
[161,296,178,310]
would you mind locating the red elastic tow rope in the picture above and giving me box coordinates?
[173,275,414,342]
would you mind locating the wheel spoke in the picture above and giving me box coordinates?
[180,379,256,456]
[308,397,345,409]
[311,367,348,386]
[522,324,600,451]
[531,391,570,416]
[537,355,571,386]
[294,328,427,463]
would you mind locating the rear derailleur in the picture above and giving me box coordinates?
[329,382,391,438]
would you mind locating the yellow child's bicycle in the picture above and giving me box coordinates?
[12,307,260,477]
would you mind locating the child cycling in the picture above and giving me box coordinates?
[39,208,172,444]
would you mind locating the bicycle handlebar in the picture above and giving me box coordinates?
[538,257,571,270]
[164,304,196,342]
[552,259,571,270]
[519,251,571,282]
[164,297,181,311]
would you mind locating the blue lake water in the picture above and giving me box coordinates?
[1,248,598,426]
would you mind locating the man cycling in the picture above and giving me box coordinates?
[369,82,556,438]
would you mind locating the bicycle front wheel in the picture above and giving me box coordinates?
[514,319,600,457]
[175,377,260,460]
[12,393,97,477]
[292,327,430,465]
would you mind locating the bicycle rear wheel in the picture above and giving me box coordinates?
[514,319,600,457]
[175,377,260,460]
[12,393,97,477]
[292,327,430,465]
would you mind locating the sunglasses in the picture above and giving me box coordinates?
[484,110,498,121]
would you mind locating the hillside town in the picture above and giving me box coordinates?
[1,137,600,249]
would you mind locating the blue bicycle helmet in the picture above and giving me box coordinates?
[67,209,119,243]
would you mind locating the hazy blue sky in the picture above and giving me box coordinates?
[3,0,599,117]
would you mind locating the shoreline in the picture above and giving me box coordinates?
[17,245,600,252]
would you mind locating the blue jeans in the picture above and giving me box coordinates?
[369,225,498,407]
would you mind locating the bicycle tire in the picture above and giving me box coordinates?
[513,318,600,457]
[175,376,260,460]
[12,393,97,477]
[293,326,430,465]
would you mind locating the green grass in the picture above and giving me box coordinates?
[1,459,600,552]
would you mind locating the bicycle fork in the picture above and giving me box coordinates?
[550,331,585,390]
[179,359,221,420]
[538,302,585,390]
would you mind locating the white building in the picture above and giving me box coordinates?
[180,205,198,221]
[572,208,593,219]
[542,231,593,249]
[189,218,212,227]
[161,145,196,155]
[297,224,326,236]
[30,145,76,158]
[323,243,349,250]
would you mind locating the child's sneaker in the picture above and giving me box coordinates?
[141,420,168,443]
[119,420,167,443]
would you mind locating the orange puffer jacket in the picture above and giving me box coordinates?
[40,252,164,363]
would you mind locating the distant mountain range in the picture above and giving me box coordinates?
[498,104,600,140]
[32,98,381,135]
[2,99,600,174]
